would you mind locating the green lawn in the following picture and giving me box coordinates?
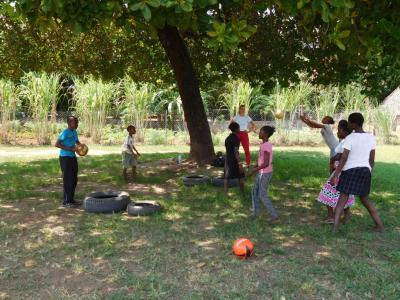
[0,145,399,299]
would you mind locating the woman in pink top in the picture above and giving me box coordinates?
[247,126,278,224]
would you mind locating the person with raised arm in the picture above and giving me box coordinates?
[300,114,338,171]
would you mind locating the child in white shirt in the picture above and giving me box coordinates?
[122,125,141,181]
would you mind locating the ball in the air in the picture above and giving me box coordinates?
[233,238,254,259]
[274,109,284,119]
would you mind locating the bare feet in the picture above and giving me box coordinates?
[372,226,385,233]
[326,218,334,224]
[342,212,352,224]
[269,218,279,225]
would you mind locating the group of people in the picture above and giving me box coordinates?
[224,105,279,224]
[224,108,384,232]
[55,116,141,208]
[302,112,384,232]
[56,108,385,232]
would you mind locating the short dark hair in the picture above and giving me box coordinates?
[338,119,351,134]
[239,104,245,108]
[323,116,335,125]
[67,116,78,124]
[261,125,275,137]
[229,122,240,132]
[127,125,135,131]
[348,112,364,126]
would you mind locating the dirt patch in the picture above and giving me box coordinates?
[138,158,202,173]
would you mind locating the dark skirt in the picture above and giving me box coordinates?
[224,159,245,180]
[337,167,371,196]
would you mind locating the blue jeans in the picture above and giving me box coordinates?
[252,172,278,219]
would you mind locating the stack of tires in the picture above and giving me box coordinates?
[84,190,162,216]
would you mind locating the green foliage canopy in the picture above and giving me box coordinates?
[1,0,399,99]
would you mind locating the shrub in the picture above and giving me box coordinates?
[172,131,189,145]
[372,108,395,144]
[23,121,35,133]
[10,120,22,132]
[101,124,125,145]
[212,132,226,146]
[144,128,169,145]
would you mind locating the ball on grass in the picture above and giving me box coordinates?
[233,238,254,259]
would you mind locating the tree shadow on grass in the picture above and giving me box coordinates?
[1,150,400,299]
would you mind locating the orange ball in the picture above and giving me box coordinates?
[232,238,254,259]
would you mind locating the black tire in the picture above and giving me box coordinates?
[84,191,131,213]
[127,201,162,216]
[182,175,209,186]
[211,176,239,187]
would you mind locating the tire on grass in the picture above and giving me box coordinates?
[84,191,131,213]
[182,175,209,187]
[211,176,239,187]
[127,201,162,216]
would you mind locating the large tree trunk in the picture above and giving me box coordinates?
[158,25,215,164]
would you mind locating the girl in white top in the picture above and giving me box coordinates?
[231,105,257,166]
[331,112,384,233]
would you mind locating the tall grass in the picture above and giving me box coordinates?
[267,83,287,113]
[287,81,314,112]
[149,87,184,131]
[268,81,313,115]
[0,79,19,143]
[167,96,184,132]
[314,85,340,121]
[220,79,260,118]
[119,77,155,141]
[341,83,367,113]
[19,72,62,145]
[341,84,377,129]
[73,76,116,143]
[286,81,314,125]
